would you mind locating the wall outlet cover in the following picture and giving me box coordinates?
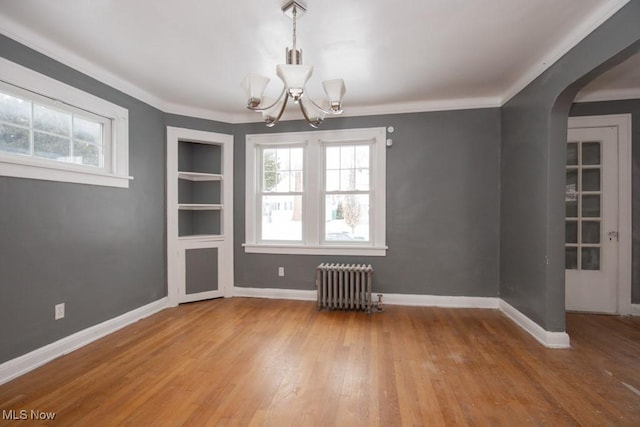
[55,303,65,320]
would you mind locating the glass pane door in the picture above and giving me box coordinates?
[565,141,602,271]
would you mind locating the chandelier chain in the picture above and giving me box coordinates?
[292,6,297,53]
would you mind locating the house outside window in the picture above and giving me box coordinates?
[244,127,387,256]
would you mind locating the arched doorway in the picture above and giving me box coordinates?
[500,1,640,346]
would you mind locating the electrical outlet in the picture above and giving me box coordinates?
[278,267,285,277]
[55,303,65,320]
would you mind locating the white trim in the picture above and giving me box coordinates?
[574,88,640,103]
[242,243,387,257]
[166,127,234,307]
[498,300,571,349]
[231,287,572,348]
[630,304,640,316]
[233,287,317,301]
[231,287,500,309]
[341,97,503,118]
[0,57,130,188]
[0,158,132,188]
[0,297,168,385]
[245,127,386,256]
[501,0,630,105]
[382,293,499,309]
[568,114,632,315]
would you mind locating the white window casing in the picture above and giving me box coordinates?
[244,127,387,256]
[0,57,131,188]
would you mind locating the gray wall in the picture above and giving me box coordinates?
[0,35,166,363]
[234,110,502,297]
[500,1,640,331]
[570,98,640,303]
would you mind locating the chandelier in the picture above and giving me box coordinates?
[241,0,346,128]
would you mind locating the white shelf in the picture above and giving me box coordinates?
[178,204,222,211]
[178,171,222,181]
[178,234,224,241]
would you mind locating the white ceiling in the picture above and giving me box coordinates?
[0,0,635,122]
[575,52,640,102]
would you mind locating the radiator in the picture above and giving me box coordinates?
[316,263,373,312]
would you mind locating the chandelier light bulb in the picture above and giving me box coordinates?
[241,73,270,108]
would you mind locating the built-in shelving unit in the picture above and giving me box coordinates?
[167,127,234,305]
[177,140,223,239]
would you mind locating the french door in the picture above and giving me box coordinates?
[564,124,618,313]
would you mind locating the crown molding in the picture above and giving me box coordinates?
[1,0,631,123]
[161,100,244,123]
[500,0,630,105]
[341,97,503,117]
[573,88,640,103]
[231,96,503,124]
[0,19,500,123]
[0,15,169,113]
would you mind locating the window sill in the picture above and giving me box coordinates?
[0,157,133,188]
[242,243,387,256]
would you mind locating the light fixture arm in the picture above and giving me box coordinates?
[305,96,337,115]
[298,99,321,128]
[245,87,287,112]
[265,94,289,127]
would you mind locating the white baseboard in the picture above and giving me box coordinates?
[498,300,571,349]
[382,293,500,309]
[631,304,640,316]
[232,287,500,309]
[234,287,572,348]
[0,297,169,385]
[233,287,317,301]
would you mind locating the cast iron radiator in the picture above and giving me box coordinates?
[316,263,373,312]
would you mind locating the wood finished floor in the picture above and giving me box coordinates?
[1,298,639,426]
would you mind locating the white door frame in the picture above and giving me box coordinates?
[567,114,632,315]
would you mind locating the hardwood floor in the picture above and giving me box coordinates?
[1,298,639,426]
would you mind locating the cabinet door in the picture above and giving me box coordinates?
[178,241,225,303]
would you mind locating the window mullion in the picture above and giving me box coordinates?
[305,139,320,246]
[69,115,74,159]
[29,100,34,156]
[255,147,263,242]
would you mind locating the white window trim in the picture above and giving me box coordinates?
[244,127,387,256]
[0,57,131,188]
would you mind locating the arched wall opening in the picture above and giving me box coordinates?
[499,1,640,341]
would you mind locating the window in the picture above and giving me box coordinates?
[260,145,304,241]
[245,127,386,256]
[0,57,130,188]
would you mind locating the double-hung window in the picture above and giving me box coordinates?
[0,57,130,188]
[260,144,305,242]
[245,127,386,256]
